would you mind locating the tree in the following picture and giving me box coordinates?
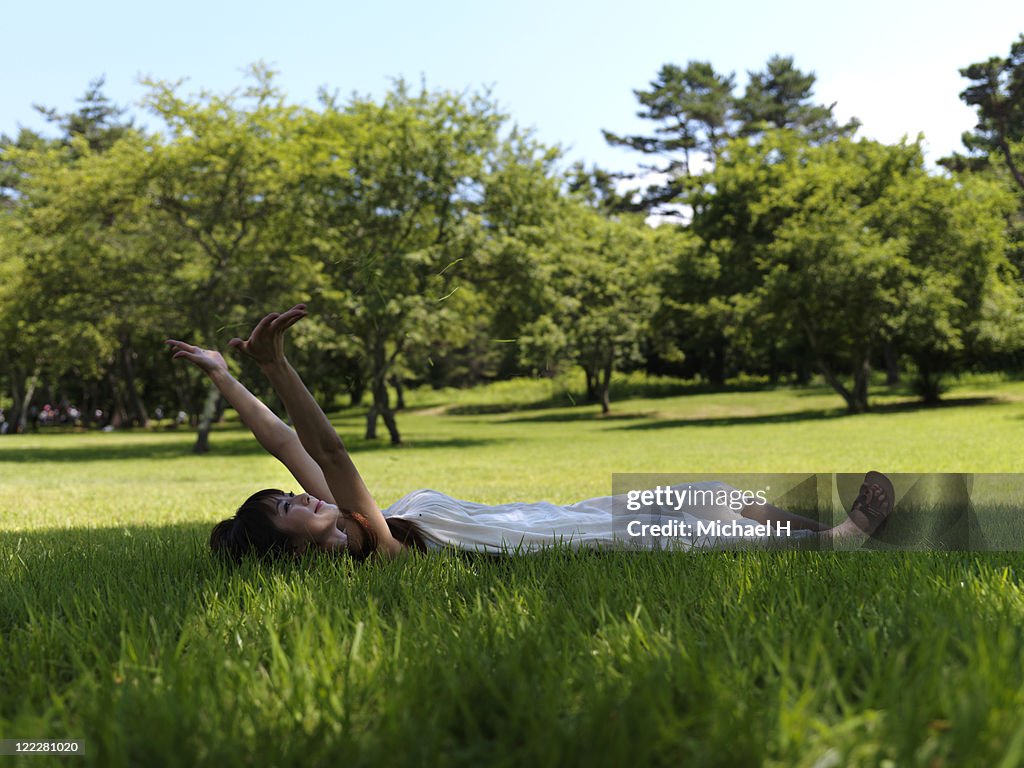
[941,35,1024,283]
[141,65,317,451]
[604,55,856,218]
[0,81,152,430]
[519,203,666,413]
[34,76,136,157]
[941,34,1024,192]
[736,55,857,139]
[875,172,1020,402]
[655,130,809,386]
[761,144,913,411]
[565,161,630,215]
[752,136,1018,411]
[474,129,566,379]
[301,81,506,444]
[603,60,735,214]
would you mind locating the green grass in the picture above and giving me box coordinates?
[3,377,1024,766]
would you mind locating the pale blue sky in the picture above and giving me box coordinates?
[3,0,1022,174]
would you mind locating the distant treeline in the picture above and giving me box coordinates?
[2,37,1024,449]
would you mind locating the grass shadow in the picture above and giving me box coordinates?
[1,522,219,627]
[0,440,230,463]
[444,396,583,416]
[499,410,656,424]
[441,379,785,417]
[614,396,1005,431]
[0,432,503,463]
[342,437,504,452]
[614,407,846,430]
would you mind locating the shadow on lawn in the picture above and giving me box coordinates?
[0,434,502,463]
[0,521,543,628]
[442,380,783,417]
[500,410,656,424]
[613,395,1004,431]
[0,522,217,624]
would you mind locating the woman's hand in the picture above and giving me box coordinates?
[165,340,229,378]
[229,304,307,368]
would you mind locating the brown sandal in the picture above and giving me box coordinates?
[849,471,895,534]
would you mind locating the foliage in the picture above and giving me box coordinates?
[518,204,668,411]
[941,33,1024,193]
[604,55,857,216]
[664,132,1021,412]
[298,79,509,443]
[2,52,1024,435]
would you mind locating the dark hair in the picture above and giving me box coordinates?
[209,488,380,563]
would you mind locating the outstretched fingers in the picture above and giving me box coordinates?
[166,339,195,357]
[271,307,307,333]
[252,312,281,337]
[165,340,203,366]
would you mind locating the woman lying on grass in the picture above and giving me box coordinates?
[167,305,894,562]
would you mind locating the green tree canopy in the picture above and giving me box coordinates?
[941,34,1024,192]
[604,55,857,216]
[519,203,669,412]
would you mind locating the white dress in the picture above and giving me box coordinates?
[382,483,816,554]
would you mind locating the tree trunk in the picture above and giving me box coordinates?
[884,343,900,386]
[709,341,726,388]
[390,376,406,411]
[768,348,779,386]
[364,404,378,440]
[349,374,366,408]
[83,382,98,427]
[802,318,870,413]
[170,359,195,420]
[214,395,227,424]
[13,366,40,433]
[998,137,1024,195]
[193,381,222,454]
[372,376,402,445]
[599,362,612,415]
[850,356,871,414]
[794,362,811,386]
[10,379,23,432]
[812,354,871,414]
[914,358,943,405]
[364,341,402,444]
[584,367,597,403]
[120,332,149,428]
[6,358,24,432]
[106,371,130,427]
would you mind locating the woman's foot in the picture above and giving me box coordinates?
[818,472,896,543]
[846,471,895,535]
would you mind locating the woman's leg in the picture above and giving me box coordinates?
[742,474,894,539]
[740,501,830,532]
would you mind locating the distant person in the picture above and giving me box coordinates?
[168,306,894,562]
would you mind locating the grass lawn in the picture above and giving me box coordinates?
[3,376,1024,766]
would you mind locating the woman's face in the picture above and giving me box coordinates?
[269,491,353,553]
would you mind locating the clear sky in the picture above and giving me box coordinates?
[2,0,1023,175]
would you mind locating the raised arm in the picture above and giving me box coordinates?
[228,306,403,556]
[164,339,333,502]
